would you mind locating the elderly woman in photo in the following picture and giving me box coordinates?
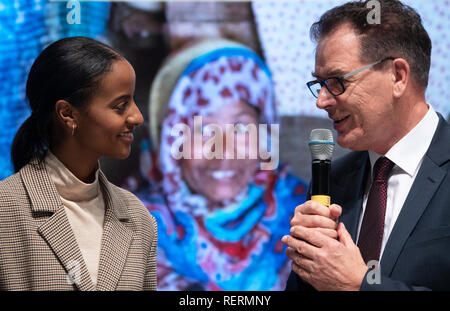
[139,39,307,291]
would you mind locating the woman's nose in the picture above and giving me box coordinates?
[127,101,144,126]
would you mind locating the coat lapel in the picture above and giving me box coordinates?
[95,171,133,291]
[381,116,450,276]
[21,159,95,291]
[37,209,96,291]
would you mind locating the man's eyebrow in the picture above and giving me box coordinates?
[311,71,320,79]
[311,69,346,79]
[327,69,346,77]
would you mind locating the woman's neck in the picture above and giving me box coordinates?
[49,145,99,183]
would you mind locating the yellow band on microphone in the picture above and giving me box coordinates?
[311,195,330,207]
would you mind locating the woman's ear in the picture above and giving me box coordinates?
[391,58,410,98]
[55,100,77,133]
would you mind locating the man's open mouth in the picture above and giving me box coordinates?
[334,115,350,124]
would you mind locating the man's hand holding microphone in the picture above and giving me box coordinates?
[281,129,368,291]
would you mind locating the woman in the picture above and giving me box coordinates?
[0,37,157,291]
[139,39,307,290]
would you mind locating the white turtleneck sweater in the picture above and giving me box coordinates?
[45,151,105,287]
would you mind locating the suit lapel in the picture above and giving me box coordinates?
[21,159,95,291]
[335,152,370,241]
[381,155,446,275]
[95,172,133,291]
[381,116,450,276]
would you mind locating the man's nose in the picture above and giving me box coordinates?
[316,86,337,110]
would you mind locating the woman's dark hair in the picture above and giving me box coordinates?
[310,0,432,89]
[11,36,123,172]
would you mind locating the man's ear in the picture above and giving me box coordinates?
[55,100,77,132]
[391,58,410,98]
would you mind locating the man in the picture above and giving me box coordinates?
[283,0,450,291]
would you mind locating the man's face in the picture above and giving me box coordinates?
[313,23,396,153]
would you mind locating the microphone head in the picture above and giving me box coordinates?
[309,129,334,161]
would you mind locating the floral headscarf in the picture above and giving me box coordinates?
[139,39,307,290]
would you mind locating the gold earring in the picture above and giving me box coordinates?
[71,123,75,136]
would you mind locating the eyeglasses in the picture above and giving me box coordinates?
[306,57,395,98]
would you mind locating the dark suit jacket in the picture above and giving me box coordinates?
[0,158,157,290]
[286,114,450,291]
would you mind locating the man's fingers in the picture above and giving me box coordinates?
[289,224,337,239]
[292,201,339,229]
[296,200,331,217]
[283,234,317,259]
[293,201,342,223]
[288,226,330,248]
[290,213,338,230]
[315,227,338,239]
[337,222,355,247]
[329,204,343,220]
[292,261,312,283]
[286,247,315,276]
[300,214,337,229]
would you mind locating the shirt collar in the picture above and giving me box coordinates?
[369,104,439,177]
[45,150,101,201]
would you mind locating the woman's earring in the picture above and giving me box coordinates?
[71,123,75,136]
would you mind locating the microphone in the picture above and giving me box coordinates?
[308,129,335,207]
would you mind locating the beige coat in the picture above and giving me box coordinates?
[0,158,157,291]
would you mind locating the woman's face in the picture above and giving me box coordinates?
[74,59,143,159]
[180,100,260,203]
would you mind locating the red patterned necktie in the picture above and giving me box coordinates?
[358,156,395,264]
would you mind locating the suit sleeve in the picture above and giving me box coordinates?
[143,214,158,291]
[286,262,434,291]
[284,183,317,291]
[360,272,431,291]
[285,270,316,291]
